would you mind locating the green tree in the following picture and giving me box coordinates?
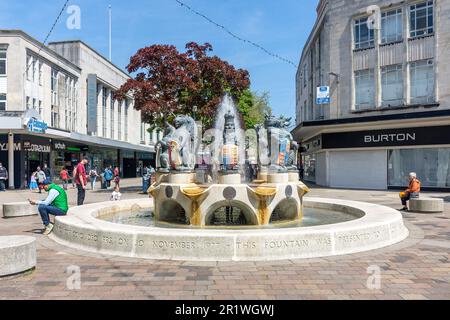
[238,90,272,129]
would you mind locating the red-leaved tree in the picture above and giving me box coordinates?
[115,42,250,129]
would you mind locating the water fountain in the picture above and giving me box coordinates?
[50,95,409,261]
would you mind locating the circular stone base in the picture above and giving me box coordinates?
[3,202,39,218]
[50,198,409,261]
[409,198,444,213]
[288,171,300,182]
[0,236,36,276]
[218,173,241,184]
[168,172,194,184]
[267,173,289,184]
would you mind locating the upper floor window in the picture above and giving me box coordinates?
[410,1,434,38]
[381,9,403,44]
[51,69,58,105]
[302,64,308,88]
[354,17,375,49]
[38,62,43,85]
[0,94,6,111]
[26,55,32,80]
[410,59,434,104]
[381,64,404,107]
[354,69,375,109]
[0,49,6,76]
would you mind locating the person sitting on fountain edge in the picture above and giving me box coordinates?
[399,172,421,212]
[29,179,68,235]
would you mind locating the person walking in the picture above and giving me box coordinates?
[60,167,69,190]
[89,167,99,190]
[29,179,68,235]
[35,166,46,194]
[113,166,120,188]
[142,165,151,193]
[0,162,8,192]
[399,172,421,211]
[43,163,52,182]
[29,171,38,191]
[104,166,113,189]
[74,157,88,206]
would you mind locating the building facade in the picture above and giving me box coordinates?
[293,0,450,190]
[0,30,160,189]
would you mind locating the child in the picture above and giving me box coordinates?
[110,186,122,201]
[29,172,38,191]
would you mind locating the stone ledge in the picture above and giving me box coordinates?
[2,202,39,218]
[0,236,36,277]
[409,198,444,213]
[50,197,409,261]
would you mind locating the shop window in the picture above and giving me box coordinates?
[0,94,6,111]
[354,17,375,50]
[410,1,434,38]
[0,49,6,76]
[354,69,375,109]
[303,154,316,183]
[382,64,403,107]
[381,8,403,44]
[388,148,450,188]
[410,59,434,104]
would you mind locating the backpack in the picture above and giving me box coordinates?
[104,169,113,180]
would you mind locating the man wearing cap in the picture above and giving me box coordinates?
[29,179,68,235]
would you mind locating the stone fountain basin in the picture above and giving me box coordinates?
[50,198,409,261]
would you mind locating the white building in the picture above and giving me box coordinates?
[293,0,450,190]
[0,30,161,188]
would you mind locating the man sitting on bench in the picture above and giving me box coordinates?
[29,179,69,235]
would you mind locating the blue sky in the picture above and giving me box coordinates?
[1,0,318,121]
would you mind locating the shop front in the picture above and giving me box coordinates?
[300,125,450,190]
[51,140,89,183]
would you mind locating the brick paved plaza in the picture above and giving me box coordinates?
[0,179,449,300]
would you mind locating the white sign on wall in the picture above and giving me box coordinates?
[316,86,330,105]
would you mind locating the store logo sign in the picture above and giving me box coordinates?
[23,141,51,153]
[54,142,66,150]
[25,118,48,134]
[0,143,21,151]
[364,133,416,144]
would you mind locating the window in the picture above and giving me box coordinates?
[149,130,154,144]
[124,99,129,141]
[302,64,307,88]
[388,148,450,188]
[26,96,31,109]
[410,59,434,104]
[140,123,145,144]
[110,92,115,139]
[32,98,36,110]
[38,100,42,116]
[354,17,375,49]
[118,102,122,140]
[51,105,59,128]
[381,64,403,106]
[38,62,43,85]
[26,55,32,80]
[0,94,6,111]
[102,88,108,137]
[354,69,375,109]
[381,9,403,44]
[51,69,58,105]
[0,49,6,76]
[410,1,434,38]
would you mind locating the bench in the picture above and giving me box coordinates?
[0,236,36,276]
[2,202,39,218]
[409,198,444,213]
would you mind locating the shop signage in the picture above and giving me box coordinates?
[23,141,51,153]
[316,86,330,105]
[54,142,67,150]
[0,142,21,151]
[26,118,48,133]
[322,126,450,149]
